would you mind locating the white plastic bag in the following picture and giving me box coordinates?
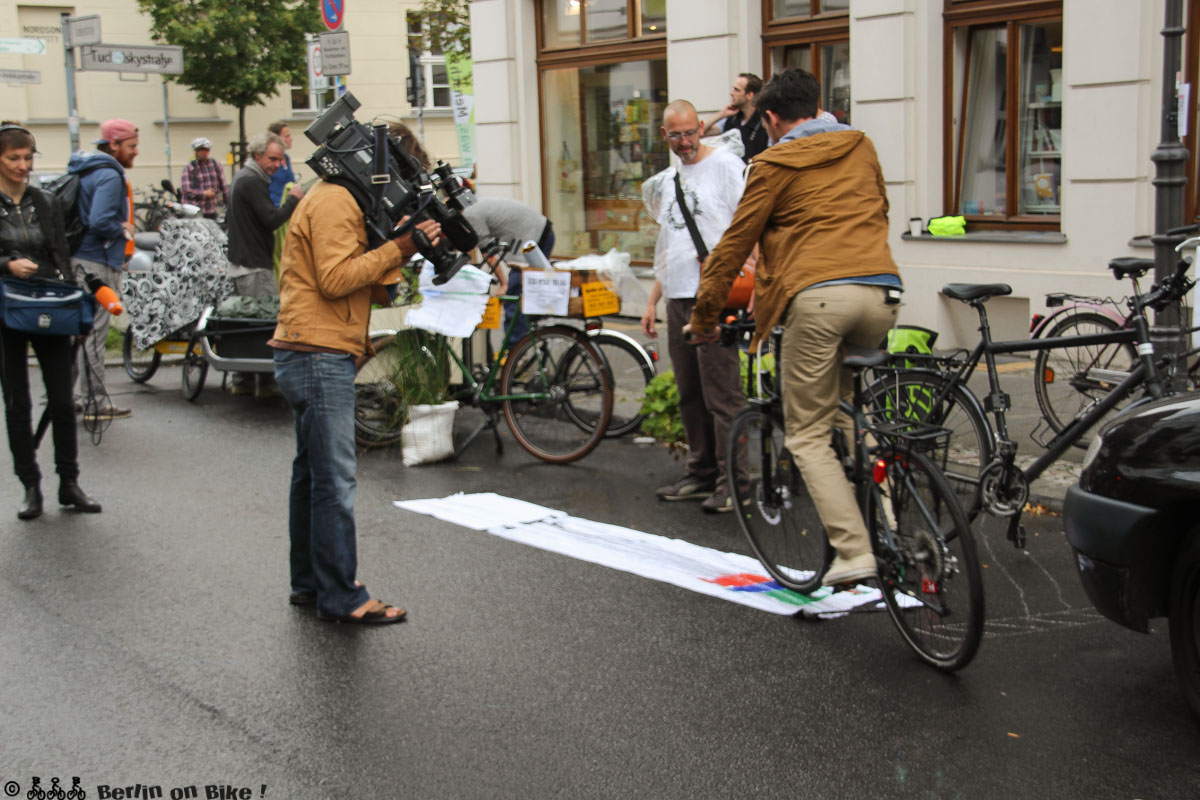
[401,401,459,466]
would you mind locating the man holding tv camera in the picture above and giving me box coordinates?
[271,94,488,625]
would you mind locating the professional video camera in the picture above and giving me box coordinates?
[304,91,497,284]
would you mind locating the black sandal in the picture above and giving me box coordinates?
[318,600,407,625]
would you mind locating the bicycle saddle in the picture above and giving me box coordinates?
[941,283,1013,302]
[842,344,889,369]
[1108,257,1154,279]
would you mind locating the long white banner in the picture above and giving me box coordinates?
[394,492,890,618]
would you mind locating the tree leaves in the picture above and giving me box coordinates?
[136,0,320,146]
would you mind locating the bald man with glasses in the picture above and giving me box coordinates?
[641,100,747,513]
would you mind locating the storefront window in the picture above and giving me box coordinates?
[950,18,1063,221]
[543,0,582,48]
[641,0,666,36]
[587,0,628,41]
[771,1,848,19]
[542,59,668,261]
[774,41,851,123]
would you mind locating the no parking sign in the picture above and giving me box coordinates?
[321,0,345,32]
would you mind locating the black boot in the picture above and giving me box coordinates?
[59,480,101,513]
[18,484,42,520]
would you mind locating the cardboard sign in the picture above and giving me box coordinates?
[521,270,571,316]
[477,296,500,330]
[581,281,620,317]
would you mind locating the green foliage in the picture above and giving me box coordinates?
[136,0,319,148]
[638,370,685,446]
[411,0,470,54]
[640,351,766,448]
[378,330,451,427]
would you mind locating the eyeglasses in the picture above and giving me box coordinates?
[665,128,700,141]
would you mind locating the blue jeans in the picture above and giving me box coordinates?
[274,349,369,617]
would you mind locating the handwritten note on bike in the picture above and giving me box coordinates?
[581,281,620,317]
[477,296,500,330]
[521,269,570,316]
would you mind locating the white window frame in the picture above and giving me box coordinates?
[416,52,452,111]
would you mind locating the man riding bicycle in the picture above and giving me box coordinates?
[686,68,902,587]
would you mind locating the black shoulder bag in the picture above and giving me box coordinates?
[673,170,707,263]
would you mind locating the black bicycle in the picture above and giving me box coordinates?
[724,319,984,670]
[871,234,1200,547]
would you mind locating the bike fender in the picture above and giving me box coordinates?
[587,327,655,371]
[1030,302,1125,339]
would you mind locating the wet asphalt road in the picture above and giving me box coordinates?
[1,363,1198,799]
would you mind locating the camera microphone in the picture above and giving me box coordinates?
[84,273,123,316]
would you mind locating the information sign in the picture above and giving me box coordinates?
[0,38,46,56]
[0,69,41,85]
[64,15,102,48]
[318,31,351,76]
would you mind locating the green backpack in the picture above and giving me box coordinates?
[884,325,940,420]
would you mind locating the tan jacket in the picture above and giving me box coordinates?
[273,180,406,356]
[690,129,899,345]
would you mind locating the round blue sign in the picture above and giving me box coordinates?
[322,0,344,31]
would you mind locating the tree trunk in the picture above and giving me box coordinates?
[237,105,247,168]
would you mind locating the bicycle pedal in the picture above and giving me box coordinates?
[1006,520,1027,549]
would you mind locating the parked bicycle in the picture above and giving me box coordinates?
[872,234,1200,548]
[356,291,614,463]
[133,178,181,232]
[723,318,984,671]
[573,318,657,438]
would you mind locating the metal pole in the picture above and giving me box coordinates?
[162,78,172,185]
[1151,0,1188,388]
[416,54,425,143]
[61,13,79,154]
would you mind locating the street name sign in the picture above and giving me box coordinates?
[64,15,102,48]
[318,31,350,76]
[0,38,46,56]
[0,69,41,85]
[80,44,184,75]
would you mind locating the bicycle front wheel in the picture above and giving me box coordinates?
[1034,312,1135,447]
[866,371,992,516]
[728,406,832,594]
[870,449,983,670]
[501,326,612,463]
[122,327,162,383]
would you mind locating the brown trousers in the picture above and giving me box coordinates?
[780,284,898,560]
[667,297,746,487]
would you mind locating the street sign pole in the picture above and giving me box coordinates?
[61,13,79,153]
[162,79,172,185]
[1152,0,1188,389]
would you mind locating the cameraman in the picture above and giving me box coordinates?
[269,176,441,625]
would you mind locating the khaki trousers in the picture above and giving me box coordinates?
[780,284,898,560]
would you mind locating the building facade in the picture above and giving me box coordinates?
[471,0,1200,344]
[0,0,460,191]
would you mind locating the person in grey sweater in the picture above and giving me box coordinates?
[462,197,554,344]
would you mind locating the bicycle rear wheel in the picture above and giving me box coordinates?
[122,327,161,383]
[870,449,983,671]
[1034,312,1136,447]
[565,330,655,438]
[728,405,832,594]
[866,371,992,517]
[501,325,612,463]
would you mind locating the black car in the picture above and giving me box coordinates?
[1063,391,1200,719]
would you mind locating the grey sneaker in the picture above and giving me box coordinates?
[656,474,716,501]
[701,483,750,514]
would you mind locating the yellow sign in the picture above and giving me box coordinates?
[581,281,620,317]
[477,296,501,330]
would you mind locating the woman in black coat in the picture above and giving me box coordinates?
[0,124,101,519]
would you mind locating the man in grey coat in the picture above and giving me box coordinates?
[227,132,303,297]
[462,197,554,345]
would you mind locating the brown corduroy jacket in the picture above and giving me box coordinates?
[689,128,899,346]
[273,180,405,356]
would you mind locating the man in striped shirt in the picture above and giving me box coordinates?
[180,137,227,219]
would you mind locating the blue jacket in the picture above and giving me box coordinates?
[67,150,128,268]
[267,153,295,206]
